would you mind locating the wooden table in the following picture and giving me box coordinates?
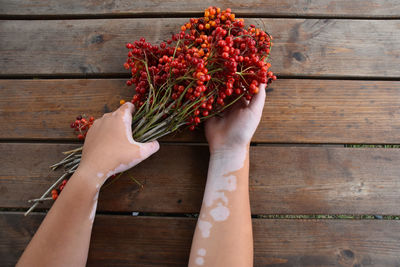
[1,1,400,266]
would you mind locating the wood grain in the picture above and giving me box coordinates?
[1,19,400,77]
[1,0,399,17]
[2,79,400,143]
[1,212,400,266]
[2,143,400,215]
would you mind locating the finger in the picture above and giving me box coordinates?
[248,83,266,113]
[120,102,135,114]
[139,140,160,160]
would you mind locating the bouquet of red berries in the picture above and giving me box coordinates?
[25,6,275,215]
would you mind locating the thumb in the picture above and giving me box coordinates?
[248,83,266,114]
[120,101,135,114]
[138,140,160,160]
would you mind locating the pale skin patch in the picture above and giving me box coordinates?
[209,203,230,221]
[195,248,206,266]
[197,220,212,238]
[195,257,204,265]
[89,191,99,222]
[198,248,206,256]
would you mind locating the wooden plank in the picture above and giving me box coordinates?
[1,212,400,266]
[2,143,400,215]
[2,79,400,143]
[1,19,400,77]
[1,0,399,18]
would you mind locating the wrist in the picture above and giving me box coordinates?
[209,143,249,156]
[72,165,104,190]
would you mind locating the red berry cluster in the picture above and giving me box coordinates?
[70,115,94,140]
[51,179,68,200]
[124,6,275,130]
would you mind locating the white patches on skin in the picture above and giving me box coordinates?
[198,220,212,238]
[105,159,141,179]
[198,248,206,256]
[204,175,236,207]
[89,191,99,223]
[201,146,246,223]
[121,103,159,163]
[122,106,135,145]
[195,249,206,265]
[209,203,230,221]
[97,172,103,179]
[195,257,204,265]
[89,201,97,223]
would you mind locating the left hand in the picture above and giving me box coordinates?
[78,102,160,184]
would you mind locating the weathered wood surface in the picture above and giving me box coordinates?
[1,0,399,18]
[2,79,400,143]
[2,143,400,215]
[1,19,400,77]
[1,212,400,266]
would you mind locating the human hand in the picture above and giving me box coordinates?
[77,102,159,184]
[205,84,266,153]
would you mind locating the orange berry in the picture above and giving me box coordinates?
[221,15,226,20]
[204,10,210,17]
[210,21,216,27]
[217,7,221,13]
[181,25,186,31]
[205,23,210,29]
[230,13,235,20]
[120,99,126,105]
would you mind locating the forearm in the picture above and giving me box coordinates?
[189,145,253,267]
[17,168,101,267]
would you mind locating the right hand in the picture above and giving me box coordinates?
[205,84,266,153]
